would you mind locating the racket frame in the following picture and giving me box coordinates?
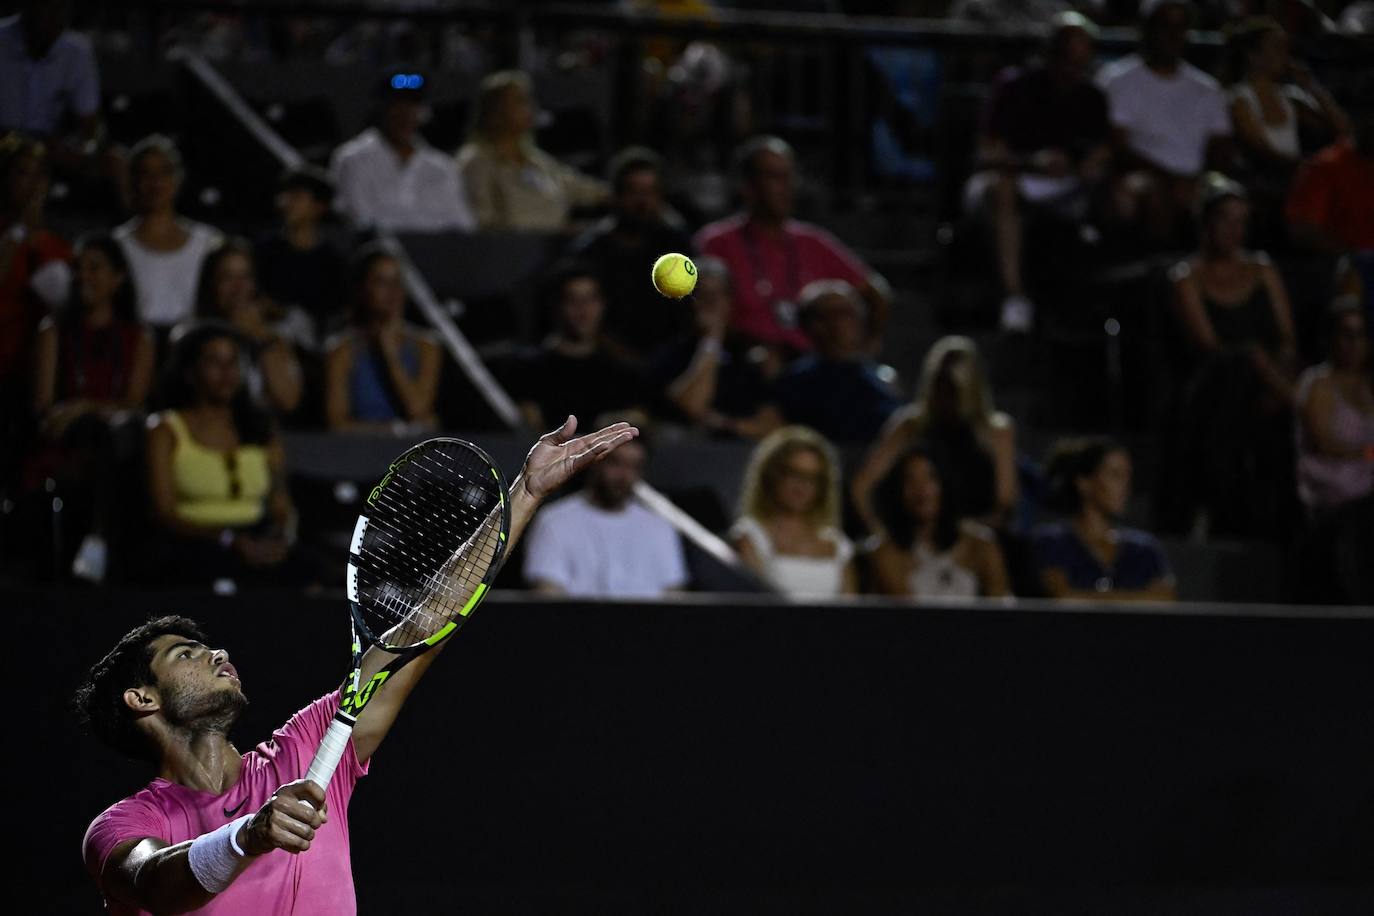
[304,437,511,794]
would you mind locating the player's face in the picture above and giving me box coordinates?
[1081,449,1131,518]
[558,277,604,341]
[616,169,662,225]
[901,455,943,525]
[76,247,125,311]
[133,149,182,214]
[213,252,257,314]
[747,150,795,221]
[143,634,247,729]
[191,336,243,405]
[772,447,826,516]
[1331,311,1368,372]
[589,440,645,508]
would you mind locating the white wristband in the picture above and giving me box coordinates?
[187,814,253,893]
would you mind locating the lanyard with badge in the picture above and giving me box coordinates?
[741,223,802,331]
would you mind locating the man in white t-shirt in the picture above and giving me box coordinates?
[1097,0,1232,247]
[330,71,476,233]
[523,432,688,598]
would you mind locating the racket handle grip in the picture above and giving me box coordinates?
[302,715,356,806]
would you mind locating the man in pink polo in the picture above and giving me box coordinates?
[76,415,641,914]
[694,136,890,352]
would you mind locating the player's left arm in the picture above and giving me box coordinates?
[350,417,639,763]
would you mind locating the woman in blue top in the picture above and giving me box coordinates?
[324,242,441,433]
[1032,437,1176,602]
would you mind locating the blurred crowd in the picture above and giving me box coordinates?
[0,0,1370,603]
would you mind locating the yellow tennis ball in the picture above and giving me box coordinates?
[652,253,698,299]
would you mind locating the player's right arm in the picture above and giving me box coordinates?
[98,781,327,913]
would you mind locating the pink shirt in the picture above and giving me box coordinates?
[694,215,872,351]
[82,691,369,915]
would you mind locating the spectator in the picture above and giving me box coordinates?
[730,426,857,598]
[1167,174,1297,536]
[194,239,305,417]
[966,12,1111,332]
[695,136,891,351]
[114,135,223,330]
[1098,0,1232,249]
[28,233,152,583]
[851,335,1017,534]
[523,427,688,597]
[331,69,476,233]
[31,233,152,433]
[1227,18,1348,172]
[652,256,782,438]
[457,70,608,232]
[0,134,69,402]
[567,147,694,355]
[513,261,643,432]
[1291,299,1374,603]
[1032,437,1176,601]
[1295,300,1374,515]
[869,447,1011,600]
[254,165,347,344]
[771,280,903,444]
[143,322,301,586]
[1285,104,1374,255]
[0,0,117,194]
[323,243,441,433]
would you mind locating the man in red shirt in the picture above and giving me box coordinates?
[1286,106,1374,254]
[694,136,890,352]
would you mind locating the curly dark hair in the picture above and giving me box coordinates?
[878,446,960,552]
[72,615,209,761]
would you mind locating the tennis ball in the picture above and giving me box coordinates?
[652,253,698,299]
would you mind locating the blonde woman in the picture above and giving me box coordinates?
[730,426,857,597]
[851,336,1017,535]
[456,70,608,232]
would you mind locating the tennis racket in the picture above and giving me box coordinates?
[303,437,512,796]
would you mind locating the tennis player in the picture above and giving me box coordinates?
[77,417,637,915]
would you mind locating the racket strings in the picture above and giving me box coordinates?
[354,444,504,648]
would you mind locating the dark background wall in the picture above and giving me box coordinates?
[23,586,1374,914]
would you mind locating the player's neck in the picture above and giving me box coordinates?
[156,728,242,794]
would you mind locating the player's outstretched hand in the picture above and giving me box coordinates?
[520,415,640,500]
[239,780,330,856]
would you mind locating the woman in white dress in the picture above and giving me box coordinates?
[730,426,857,598]
[869,447,1010,600]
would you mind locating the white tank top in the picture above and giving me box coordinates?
[731,516,853,598]
[909,541,980,600]
[1230,82,1301,160]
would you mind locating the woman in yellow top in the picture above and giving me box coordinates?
[456,70,609,232]
[144,321,298,583]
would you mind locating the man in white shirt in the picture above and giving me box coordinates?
[523,431,688,598]
[330,71,476,233]
[1097,0,1233,247]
